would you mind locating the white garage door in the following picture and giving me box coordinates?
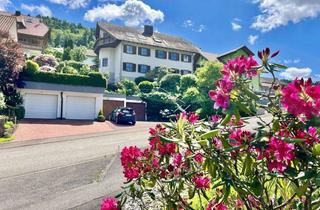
[65,96,96,120]
[24,93,58,119]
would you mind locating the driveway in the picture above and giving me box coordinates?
[14,120,155,141]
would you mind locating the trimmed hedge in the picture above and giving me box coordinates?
[21,71,107,88]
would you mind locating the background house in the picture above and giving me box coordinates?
[94,23,199,83]
[0,11,49,56]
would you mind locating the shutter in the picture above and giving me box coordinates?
[147,48,150,56]
[123,63,126,71]
[164,51,167,59]
[133,64,136,72]
[123,45,127,53]
[138,47,141,55]
[133,46,137,54]
[155,50,158,58]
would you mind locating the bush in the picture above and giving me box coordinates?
[65,60,84,71]
[21,71,107,88]
[79,65,91,75]
[181,87,201,111]
[145,66,169,82]
[180,74,197,92]
[97,110,105,122]
[70,46,87,62]
[159,73,181,93]
[26,60,40,74]
[140,91,177,121]
[138,81,154,93]
[39,66,56,72]
[117,80,139,96]
[14,106,25,120]
[0,92,6,111]
[62,66,78,74]
[134,76,153,85]
[33,54,58,67]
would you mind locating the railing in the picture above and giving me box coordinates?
[94,37,119,52]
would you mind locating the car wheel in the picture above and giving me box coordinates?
[115,117,119,124]
[132,121,136,126]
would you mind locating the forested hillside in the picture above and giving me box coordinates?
[41,16,96,48]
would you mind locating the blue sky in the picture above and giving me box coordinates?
[3,0,320,80]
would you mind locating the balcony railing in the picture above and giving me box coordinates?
[94,37,120,53]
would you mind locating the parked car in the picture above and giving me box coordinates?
[110,107,136,125]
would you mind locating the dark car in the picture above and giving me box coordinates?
[110,107,136,125]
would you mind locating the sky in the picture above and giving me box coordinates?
[2,0,320,80]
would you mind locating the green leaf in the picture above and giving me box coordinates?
[250,178,263,196]
[159,135,180,143]
[271,63,287,69]
[147,192,156,200]
[188,187,196,199]
[272,119,280,132]
[313,144,320,156]
[243,89,260,101]
[201,129,220,139]
[220,114,232,126]
[316,174,320,187]
[296,182,308,196]
[234,108,241,124]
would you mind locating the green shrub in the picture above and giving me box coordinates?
[65,60,84,71]
[180,74,197,92]
[182,87,202,112]
[62,66,78,74]
[159,74,181,93]
[117,80,139,96]
[140,91,177,121]
[138,81,154,93]
[134,76,153,85]
[97,110,105,122]
[21,71,107,88]
[145,66,169,82]
[14,106,25,120]
[56,61,66,73]
[4,121,14,129]
[26,60,40,74]
[79,65,91,75]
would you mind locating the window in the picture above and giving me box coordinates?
[181,70,192,75]
[169,52,179,61]
[138,64,150,73]
[124,45,136,54]
[181,54,192,62]
[155,50,167,59]
[138,47,150,56]
[123,62,136,72]
[101,58,108,67]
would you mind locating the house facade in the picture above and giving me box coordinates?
[0,11,49,55]
[94,23,199,83]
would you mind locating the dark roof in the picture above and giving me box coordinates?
[0,14,16,36]
[217,45,254,59]
[97,22,200,53]
[0,11,49,37]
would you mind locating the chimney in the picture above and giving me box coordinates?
[15,11,21,16]
[143,25,153,36]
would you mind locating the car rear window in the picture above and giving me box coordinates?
[121,108,133,113]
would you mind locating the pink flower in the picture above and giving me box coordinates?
[192,174,210,189]
[207,199,228,210]
[265,137,295,173]
[188,112,199,124]
[209,75,234,110]
[213,137,223,149]
[222,55,258,77]
[101,197,118,210]
[194,153,204,163]
[121,146,143,179]
[211,115,221,123]
[173,153,183,167]
[229,129,252,147]
[281,78,320,119]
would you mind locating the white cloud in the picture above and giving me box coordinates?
[84,0,164,27]
[0,0,11,11]
[280,67,312,80]
[284,59,301,64]
[231,22,242,31]
[21,4,52,17]
[48,0,90,9]
[248,34,258,45]
[251,0,320,32]
[182,20,206,32]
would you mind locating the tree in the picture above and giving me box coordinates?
[62,47,72,61]
[138,81,154,93]
[117,80,139,96]
[70,46,87,62]
[195,61,222,95]
[145,66,169,82]
[159,74,181,93]
[180,74,197,92]
[0,39,25,107]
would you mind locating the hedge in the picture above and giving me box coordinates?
[21,71,107,88]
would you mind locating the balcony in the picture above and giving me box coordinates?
[94,37,120,53]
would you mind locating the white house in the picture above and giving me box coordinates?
[94,23,200,83]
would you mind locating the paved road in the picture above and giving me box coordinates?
[0,122,157,210]
[0,115,273,210]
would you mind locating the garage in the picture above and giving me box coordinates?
[24,93,58,119]
[65,96,96,120]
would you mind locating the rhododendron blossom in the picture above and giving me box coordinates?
[221,55,258,77]
[281,78,320,119]
[192,174,210,189]
[207,200,228,210]
[100,197,118,210]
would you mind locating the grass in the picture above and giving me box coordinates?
[0,136,15,143]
